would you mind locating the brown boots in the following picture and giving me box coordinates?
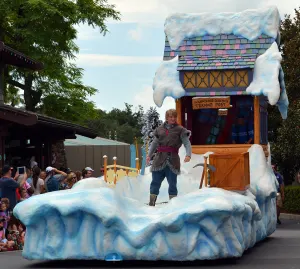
[149,194,157,206]
[149,194,177,206]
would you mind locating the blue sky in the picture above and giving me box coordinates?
[74,0,298,119]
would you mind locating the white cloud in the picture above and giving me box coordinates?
[109,0,298,24]
[128,26,143,41]
[134,85,175,120]
[76,54,162,67]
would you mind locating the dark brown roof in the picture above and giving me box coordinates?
[0,41,43,71]
[0,105,97,138]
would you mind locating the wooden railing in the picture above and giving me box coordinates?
[103,155,140,184]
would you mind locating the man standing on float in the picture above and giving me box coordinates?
[146,109,192,206]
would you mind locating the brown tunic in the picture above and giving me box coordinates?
[150,123,190,174]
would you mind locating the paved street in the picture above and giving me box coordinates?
[1,219,300,269]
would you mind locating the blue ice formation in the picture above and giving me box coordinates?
[13,145,277,261]
[246,42,289,119]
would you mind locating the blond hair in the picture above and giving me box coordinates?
[165,109,177,121]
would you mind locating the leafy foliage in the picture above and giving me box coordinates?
[87,103,144,144]
[0,0,120,118]
[269,7,300,183]
[283,186,300,213]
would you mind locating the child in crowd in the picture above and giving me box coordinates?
[6,222,24,250]
[0,219,15,252]
[0,202,9,229]
[19,188,29,202]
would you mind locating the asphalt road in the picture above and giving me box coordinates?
[1,219,300,269]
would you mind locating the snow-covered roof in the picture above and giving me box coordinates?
[164,34,276,70]
[152,6,289,119]
[164,6,280,51]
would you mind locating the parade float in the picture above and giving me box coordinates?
[14,5,288,261]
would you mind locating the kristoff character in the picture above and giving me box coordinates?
[146,109,192,206]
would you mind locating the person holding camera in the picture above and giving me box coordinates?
[0,165,27,211]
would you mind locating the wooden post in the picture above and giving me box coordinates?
[204,156,208,187]
[176,99,182,125]
[103,155,107,182]
[254,96,260,144]
[199,169,205,189]
[135,158,139,172]
[113,156,117,184]
[186,97,193,143]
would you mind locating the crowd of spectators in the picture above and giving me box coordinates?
[0,164,95,252]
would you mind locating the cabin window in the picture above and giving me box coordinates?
[190,96,256,145]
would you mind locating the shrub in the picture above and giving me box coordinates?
[283,186,300,213]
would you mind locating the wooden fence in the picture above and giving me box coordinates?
[103,155,140,184]
[65,144,143,177]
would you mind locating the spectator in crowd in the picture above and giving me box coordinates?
[17,168,34,198]
[0,202,9,229]
[1,198,9,211]
[75,171,82,182]
[19,188,29,202]
[65,172,77,189]
[45,167,67,192]
[30,156,38,169]
[31,166,45,196]
[272,164,285,224]
[26,168,33,185]
[82,167,94,179]
[292,170,300,186]
[6,221,23,250]
[39,170,47,180]
[0,219,15,251]
[0,165,27,210]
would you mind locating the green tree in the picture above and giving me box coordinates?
[269,7,300,183]
[88,103,144,143]
[4,85,24,107]
[0,0,120,114]
[40,94,98,126]
[272,102,300,185]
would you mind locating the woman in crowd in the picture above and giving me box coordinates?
[75,171,82,182]
[17,168,34,198]
[31,166,45,195]
[65,172,77,189]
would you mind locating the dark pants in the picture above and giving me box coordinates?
[150,166,178,196]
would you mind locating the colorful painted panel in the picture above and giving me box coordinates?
[181,69,252,91]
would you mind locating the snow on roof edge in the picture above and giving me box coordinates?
[164,6,281,50]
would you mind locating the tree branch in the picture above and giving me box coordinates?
[7,79,25,90]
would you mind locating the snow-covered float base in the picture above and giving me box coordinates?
[13,145,277,261]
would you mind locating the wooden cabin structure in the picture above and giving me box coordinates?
[163,34,284,158]
[0,41,97,169]
[160,20,286,190]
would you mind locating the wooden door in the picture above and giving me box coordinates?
[209,152,250,191]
